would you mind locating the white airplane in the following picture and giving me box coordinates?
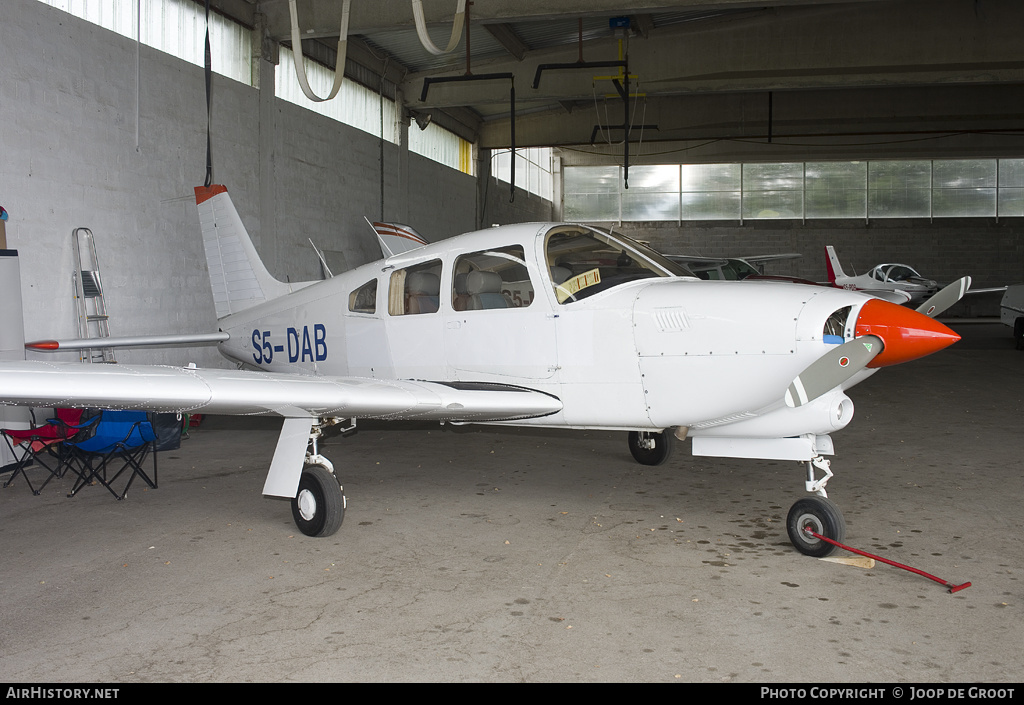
[825,245,940,305]
[666,253,803,282]
[0,185,970,557]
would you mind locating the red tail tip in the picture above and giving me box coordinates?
[194,184,228,205]
[25,340,61,350]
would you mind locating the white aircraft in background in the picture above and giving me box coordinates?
[1000,284,1024,349]
[666,253,803,282]
[825,245,941,305]
[0,186,971,557]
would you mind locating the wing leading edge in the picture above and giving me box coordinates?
[0,361,562,500]
[0,361,562,422]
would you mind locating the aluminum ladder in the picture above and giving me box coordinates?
[72,227,115,363]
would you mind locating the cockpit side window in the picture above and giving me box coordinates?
[452,246,533,311]
[544,227,685,304]
[348,279,377,314]
[388,259,442,315]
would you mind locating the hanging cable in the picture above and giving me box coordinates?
[412,0,467,55]
[379,56,390,221]
[204,0,213,186]
[134,0,140,152]
[288,0,350,102]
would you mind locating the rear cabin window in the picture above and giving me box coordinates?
[388,259,442,315]
[348,279,377,313]
[452,246,533,310]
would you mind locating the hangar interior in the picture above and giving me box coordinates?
[1,0,1023,366]
[2,0,1023,684]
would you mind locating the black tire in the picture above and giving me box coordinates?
[1014,318,1024,351]
[291,464,345,537]
[787,496,846,557]
[628,431,674,466]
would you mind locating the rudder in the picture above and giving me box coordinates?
[195,185,292,319]
[824,245,846,284]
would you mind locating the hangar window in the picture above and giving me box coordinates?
[492,148,554,201]
[277,46,399,143]
[37,0,254,86]
[565,159,1024,222]
[348,279,377,314]
[452,246,533,311]
[410,122,475,175]
[388,260,442,316]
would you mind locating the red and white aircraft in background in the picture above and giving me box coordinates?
[0,186,969,556]
[825,245,944,305]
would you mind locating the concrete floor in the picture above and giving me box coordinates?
[1,323,1020,683]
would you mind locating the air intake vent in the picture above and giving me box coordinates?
[654,308,689,331]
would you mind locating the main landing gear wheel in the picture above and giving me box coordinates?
[291,464,345,537]
[628,431,674,466]
[787,496,846,557]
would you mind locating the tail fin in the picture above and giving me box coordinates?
[367,219,429,258]
[195,185,294,319]
[824,245,846,283]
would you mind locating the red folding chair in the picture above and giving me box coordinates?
[1,408,86,495]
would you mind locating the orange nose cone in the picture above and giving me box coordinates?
[855,298,961,368]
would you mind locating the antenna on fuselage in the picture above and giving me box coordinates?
[309,239,334,279]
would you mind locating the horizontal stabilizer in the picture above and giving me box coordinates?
[25,332,229,351]
[368,219,429,258]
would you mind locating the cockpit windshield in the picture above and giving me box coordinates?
[885,265,919,282]
[872,264,921,282]
[545,226,690,304]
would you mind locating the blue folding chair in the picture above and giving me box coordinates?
[64,410,158,500]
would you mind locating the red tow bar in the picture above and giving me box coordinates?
[806,528,972,594]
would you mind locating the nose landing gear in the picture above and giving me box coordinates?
[787,495,846,557]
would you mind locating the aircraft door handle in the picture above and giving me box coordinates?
[447,320,461,329]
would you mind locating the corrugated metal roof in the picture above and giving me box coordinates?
[356,9,761,75]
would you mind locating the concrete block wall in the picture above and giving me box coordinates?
[0,0,551,367]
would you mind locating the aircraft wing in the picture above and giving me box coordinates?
[0,360,562,422]
[740,253,803,265]
[852,288,913,305]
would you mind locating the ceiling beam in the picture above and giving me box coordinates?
[257,0,893,41]
[403,0,1024,109]
[477,83,1024,152]
[484,23,529,62]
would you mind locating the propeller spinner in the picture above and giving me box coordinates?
[786,298,961,408]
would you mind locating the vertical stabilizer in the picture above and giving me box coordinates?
[367,219,429,258]
[824,246,846,283]
[195,185,293,318]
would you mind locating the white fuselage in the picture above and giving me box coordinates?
[214,223,875,439]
